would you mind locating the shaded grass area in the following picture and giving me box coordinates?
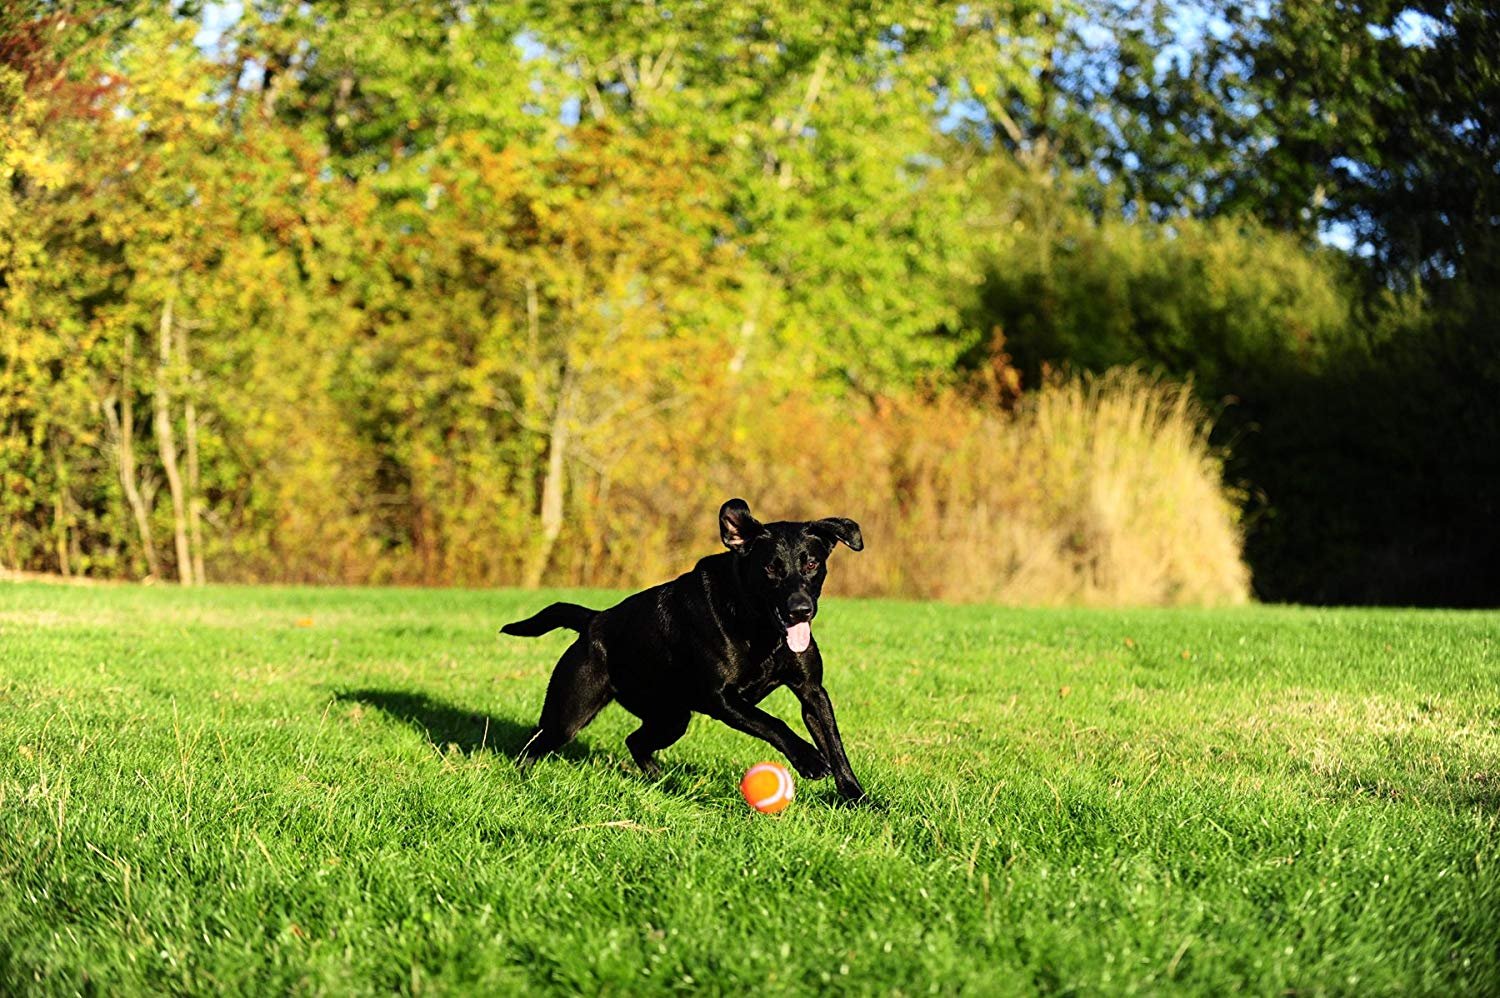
[1,582,1497,994]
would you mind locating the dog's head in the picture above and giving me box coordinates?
[718,498,863,653]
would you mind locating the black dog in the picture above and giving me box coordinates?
[501,499,866,801]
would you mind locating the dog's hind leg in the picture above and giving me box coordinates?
[519,641,612,769]
[624,711,691,778]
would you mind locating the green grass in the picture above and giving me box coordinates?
[1,582,1497,995]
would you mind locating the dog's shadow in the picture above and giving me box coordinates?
[335,688,875,807]
[337,688,575,760]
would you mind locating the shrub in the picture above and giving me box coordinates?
[562,368,1248,606]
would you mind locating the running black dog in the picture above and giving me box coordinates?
[501,499,866,801]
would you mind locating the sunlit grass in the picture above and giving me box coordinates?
[1,583,1496,993]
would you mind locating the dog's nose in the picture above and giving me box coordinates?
[786,593,814,622]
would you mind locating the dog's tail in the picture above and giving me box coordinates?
[499,602,597,638]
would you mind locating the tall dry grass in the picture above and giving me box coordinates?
[566,367,1250,606]
[167,361,1246,606]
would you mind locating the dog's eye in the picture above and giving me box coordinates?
[802,559,819,574]
[764,564,781,580]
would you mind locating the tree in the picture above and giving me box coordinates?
[1092,0,1500,288]
[0,3,134,575]
[516,1,1058,392]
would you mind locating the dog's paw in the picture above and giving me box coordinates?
[833,791,880,810]
[791,748,832,781]
[835,779,868,802]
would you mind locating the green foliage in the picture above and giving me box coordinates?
[515,1,1017,388]
[228,1,535,174]
[962,178,1500,602]
[2,1,1040,585]
[966,177,1356,392]
[2,1,1495,603]
[1240,289,1500,604]
[2,583,1497,992]
[1091,0,1500,287]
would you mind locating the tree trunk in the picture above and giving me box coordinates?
[729,287,764,376]
[52,445,71,577]
[524,370,573,588]
[517,279,542,515]
[184,403,205,585]
[106,336,161,579]
[176,320,206,584]
[153,293,194,585]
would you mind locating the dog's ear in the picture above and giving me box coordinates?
[719,498,765,555]
[808,517,864,552]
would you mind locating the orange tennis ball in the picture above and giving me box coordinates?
[740,761,795,814]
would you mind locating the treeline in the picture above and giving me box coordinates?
[1,2,1493,604]
[964,1,1500,603]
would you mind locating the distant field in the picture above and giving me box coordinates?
[1,582,1496,994]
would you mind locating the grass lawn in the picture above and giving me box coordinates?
[1,581,1497,994]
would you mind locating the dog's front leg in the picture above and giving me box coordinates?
[704,690,831,780]
[795,684,866,801]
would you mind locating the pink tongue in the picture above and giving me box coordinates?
[786,621,811,653]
